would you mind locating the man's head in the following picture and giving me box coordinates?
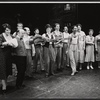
[17,23,23,30]
[77,24,82,32]
[34,28,39,35]
[17,29,25,38]
[24,27,30,35]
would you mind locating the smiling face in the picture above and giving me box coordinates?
[64,26,68,32]
[77,25,82,32]
[24,27,30,35]
[5,27,11,35]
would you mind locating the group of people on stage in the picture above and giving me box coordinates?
[0,22,100,95]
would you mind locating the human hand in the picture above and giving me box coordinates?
[2,42,8,46]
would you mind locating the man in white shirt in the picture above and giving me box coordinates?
[53,23,63,72]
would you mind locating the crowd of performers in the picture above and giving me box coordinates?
[0,22,100,95]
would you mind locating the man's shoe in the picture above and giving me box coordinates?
[2,90,6,95]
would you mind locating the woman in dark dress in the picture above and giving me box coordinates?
[0,23,18,94]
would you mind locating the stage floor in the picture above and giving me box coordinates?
[0,67,100,99]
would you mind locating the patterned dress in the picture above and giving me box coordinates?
[85,35,94,62]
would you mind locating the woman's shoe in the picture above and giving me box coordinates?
[71,72,75,76]
[87,66,89,70]
[90,66,94,69]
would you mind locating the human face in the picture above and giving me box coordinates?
[46,27,52,33]
[73,26,78,33]
[35,29,39,34]
[25,28,30,35]
[5,28,11,35]
[64,26,68,32]
[89,30,93,36]
[18,29,25,38]
[17,23,23,30]
[55,24,60,31]
[77,25,81,32]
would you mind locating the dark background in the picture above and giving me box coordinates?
[0,3,99,36]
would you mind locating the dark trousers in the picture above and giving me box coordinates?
[15,56,26,87]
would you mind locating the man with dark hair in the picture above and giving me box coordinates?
[31,28,45,73]
[42,24,56,77]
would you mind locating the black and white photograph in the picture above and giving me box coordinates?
[0,2,100,99]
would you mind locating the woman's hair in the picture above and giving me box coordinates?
[77,23,82,28]
[89,29,94,32]
[54,23,60,27]
[45,24,52,29]
[34,28,39,31]
[72,25,77,29]
[2,23,11,31]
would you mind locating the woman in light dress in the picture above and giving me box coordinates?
[77,24,86,70]
[95,31,100,68]
[85,29,94,69]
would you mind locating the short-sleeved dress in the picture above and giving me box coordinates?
[85,35,94,62]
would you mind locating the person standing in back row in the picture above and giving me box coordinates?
[53,23,63,72]
[85,29,94,70]
[95,30,100,68]
[62,26,70,69]
[77,24,86,70]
